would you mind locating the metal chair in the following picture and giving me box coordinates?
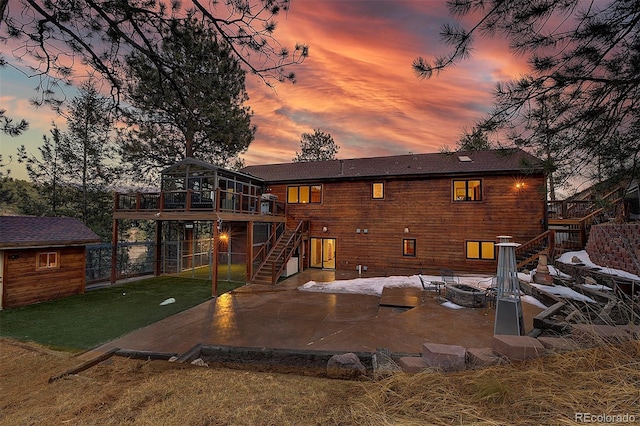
[418,275,442,302]
[440,268,459,285]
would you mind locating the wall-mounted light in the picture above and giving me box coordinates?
[363,228,368,234]
[356,228,361,233]
[404,227,410,233]
[515,181,526,190]
[322,226,328,233]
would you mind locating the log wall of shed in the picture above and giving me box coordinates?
[2,246,86,309]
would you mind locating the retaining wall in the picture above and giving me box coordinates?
[585,224,640,277]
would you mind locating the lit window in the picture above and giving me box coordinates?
[466,241,495,260]
[37,252,59,269]
[287,185,322,204]
[403,239,416,257]
[311,185,322,203]
[299,186,310,203]
[372,182,384,199]
[287,186,299,203]
[453,180,482,201]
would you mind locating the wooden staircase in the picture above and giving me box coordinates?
[515,230,554,270]
[251,221,308,285]
[515,190,626,270]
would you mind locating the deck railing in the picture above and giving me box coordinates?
[115,188,285,216]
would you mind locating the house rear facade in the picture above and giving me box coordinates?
[112,148,547,290]
[243,149,547,275]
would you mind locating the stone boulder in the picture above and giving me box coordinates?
[326,353,366,379]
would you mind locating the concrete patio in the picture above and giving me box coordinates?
[82,269,545,359]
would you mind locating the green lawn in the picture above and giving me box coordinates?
[0,276,244,351]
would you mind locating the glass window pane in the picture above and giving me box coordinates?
[481,242,495,259]
[467,241,480,259]
[287,186,299,203]
[299,186,310,203]
[311,185,322,203]
[373,182,384,199]
[468,180,482,200]
[403,239,416,256]
[49,252,58,267]
[453,181,467,201]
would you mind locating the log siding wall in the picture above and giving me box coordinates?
[2,246,87,309]
[272,174,546,274]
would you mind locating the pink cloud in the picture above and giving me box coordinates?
[3,1,527,179]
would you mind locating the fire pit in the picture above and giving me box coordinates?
[444,284,486,308]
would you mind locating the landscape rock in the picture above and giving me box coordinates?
[190,358,208,367]
[326,353,366,379]
[421,342,466,371]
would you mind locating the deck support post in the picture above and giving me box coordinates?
[212,222,218,298]
[155,221,162,276]
[110,219,118,284]
[246,221,254,283]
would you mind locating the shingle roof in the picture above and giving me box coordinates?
[0,216,101,248]
[242,149,544,183]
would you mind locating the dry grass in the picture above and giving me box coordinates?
[1,338,639,425]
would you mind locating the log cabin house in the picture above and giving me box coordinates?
[0,216,100,309]
[112,149,550,295]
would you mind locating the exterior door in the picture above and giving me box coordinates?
[310,238,336,269]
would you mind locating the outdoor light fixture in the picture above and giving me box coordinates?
[356,228,361,233]
[219,233,229,242]
[404,227,410,233]
[322,226,328,233]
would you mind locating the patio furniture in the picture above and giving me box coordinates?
[418,275,444,302]
[441,268,460,285]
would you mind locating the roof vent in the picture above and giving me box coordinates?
[458,155,472,162]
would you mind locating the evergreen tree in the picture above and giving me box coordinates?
[24,126,70,216]
[457,127,493,152]
[414,0,640,183]
[2,1,308,107]
[63,80,118,224]
[0,109,28,178]
[293,130,340,162]
[22,84,117,240]
[121,16,255,180]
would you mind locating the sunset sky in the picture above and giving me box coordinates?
[1,1,528,180]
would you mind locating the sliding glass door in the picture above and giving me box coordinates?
[310,238,336,269]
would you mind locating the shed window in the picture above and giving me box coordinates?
[37,251,59,269]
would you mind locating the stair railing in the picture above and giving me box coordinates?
[251,221,309,284]
[268,220,307,284]
[515,230,555,269]
[252,222,284,265]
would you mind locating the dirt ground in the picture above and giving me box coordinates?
[3,337,640,425]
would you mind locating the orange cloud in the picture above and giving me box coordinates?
[2,1,527,179]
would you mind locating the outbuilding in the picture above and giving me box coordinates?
[0,216,100,309]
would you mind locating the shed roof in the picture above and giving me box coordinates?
[0,216,101,249]
[242,148,544,183]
